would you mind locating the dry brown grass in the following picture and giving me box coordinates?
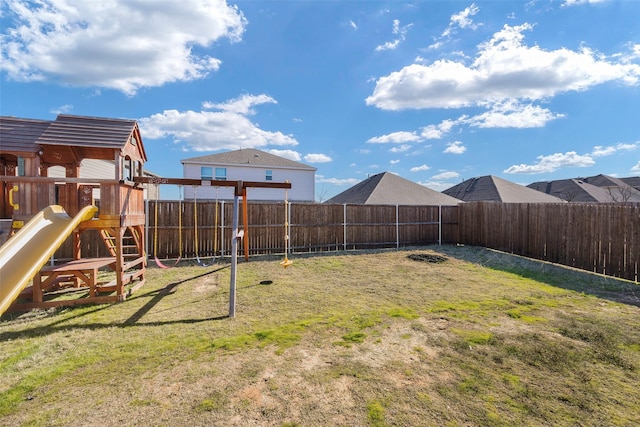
[1,245,639,426]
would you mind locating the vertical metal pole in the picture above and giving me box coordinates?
[287,200,292,256]
[220,201,225,256]
[243,187,249,261]
[438,205,442,245]
[145,197,149,261]
[229,193,239,318]
[343,204,347,251]
[396,204,399,249]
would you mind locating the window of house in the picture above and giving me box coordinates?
[265,170,273,181]
[215,167,227,180]
[201,167,213,180]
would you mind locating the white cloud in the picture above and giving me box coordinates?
[375,19,412,51]
[139,95,298,151]
[504,151,595,174]
[421,119,458,139]
[631,161,640,173]
[443,3,480,37]
[431,171,460,180]
[1,0,246,95]
[390,159,400,164]
[316,176,360,186]
[420,170,462,191]
[506,141,639,175]
[50,104,73,114]
[418,180,452,192]
[367,23,640,110]
[444,141,467,154]
[304,153,332,163]
[591,141,639,157]
[410,164,430,172]
[430,3,480,49]
[389,144,412,153]
[466,100,564,128]
[562,0,606,7]
[367,131,421,144]
[203,94,277,115]
[376,40,400,52]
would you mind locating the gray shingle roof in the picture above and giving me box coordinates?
[529,175,640,203]
[444,175,563,203]
[181,148,316,171]
[582,174,640,202]
[620,176,640,191]
[527,178,616,202]
[325,172,462,205]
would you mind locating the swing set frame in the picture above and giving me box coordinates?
[135,176,292,318]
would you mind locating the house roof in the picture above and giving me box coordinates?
[582,174,640,202]
[181,148,316,171]
[444,175,564,203]
[325,172,462,205]
[620,176,640,191]
[527,178,618,202]
[529,175,640,203]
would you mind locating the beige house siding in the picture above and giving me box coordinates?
[48,159,159,200]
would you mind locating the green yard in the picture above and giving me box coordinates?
[1,246,639,426]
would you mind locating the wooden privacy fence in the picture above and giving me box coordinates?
[144,201,458,257]
[458,202,639,282]
[60,201,639,282]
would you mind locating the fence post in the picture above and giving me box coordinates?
[438,205,442,245]
[220,201,225,256]
[288,201,293,255]
[145,198,149,260]
[343,204,347,251]
[396,204,399,249]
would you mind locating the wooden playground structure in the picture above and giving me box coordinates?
[0,114,293,317]
[0,115,148,313]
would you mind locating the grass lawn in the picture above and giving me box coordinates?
[1,245,639,426]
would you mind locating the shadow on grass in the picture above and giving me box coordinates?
[432,245,640,308]
[122,264,230,326]
[0,265,231,340]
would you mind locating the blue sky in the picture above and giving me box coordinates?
[1,0,639,201]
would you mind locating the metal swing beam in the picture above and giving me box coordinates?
[133,177,291,318]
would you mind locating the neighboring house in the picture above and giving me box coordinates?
[325,172,461,205]
[444,175,564,203]
[581,174,640,202]
[528,179,610,203]
[528,177,640,203]
[620,176,640,192]
[181,148,316,202]
[48,159,160,200]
